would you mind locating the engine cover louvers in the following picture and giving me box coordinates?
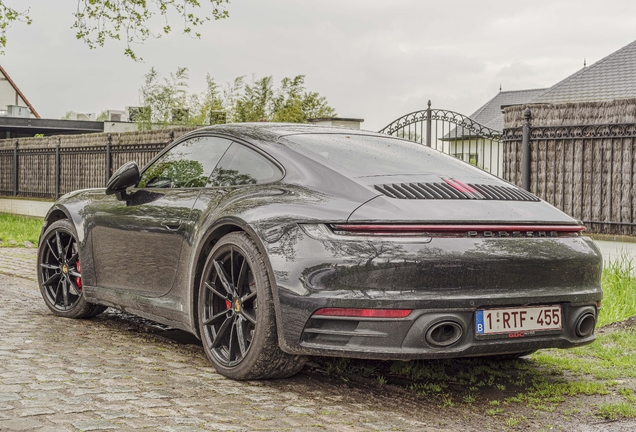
[374,182,540,201]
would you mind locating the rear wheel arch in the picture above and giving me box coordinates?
[191,221,277,339]
[196,230,305,379]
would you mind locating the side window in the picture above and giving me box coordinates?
[138,136,232,188]
[208,143,282,187]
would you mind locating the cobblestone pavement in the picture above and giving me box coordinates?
[3,248,636,431]
[0,249,486,431]
[0,247,37,281]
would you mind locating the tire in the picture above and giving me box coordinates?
[37,219,106,319]
[198,232,306,380]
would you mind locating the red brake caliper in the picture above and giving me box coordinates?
[225,300,231,310]
[76,260,82,291]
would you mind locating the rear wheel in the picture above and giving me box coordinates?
[198,232,305,380]
[37,219,106,319]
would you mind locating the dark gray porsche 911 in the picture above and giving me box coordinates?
[37,123,603,380]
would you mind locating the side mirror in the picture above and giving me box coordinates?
[106,161,140,200]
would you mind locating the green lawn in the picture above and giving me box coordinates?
[0,213,43,247]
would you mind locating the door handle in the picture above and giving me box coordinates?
[161,222,182,232]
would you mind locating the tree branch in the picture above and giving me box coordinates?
[72,0,230,61]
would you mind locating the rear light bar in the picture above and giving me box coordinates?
[331,224,586,234]
[313,308,412,318]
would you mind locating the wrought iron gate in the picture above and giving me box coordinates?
[379,101,503,176]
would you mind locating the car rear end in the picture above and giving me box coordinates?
[264,132,603,359]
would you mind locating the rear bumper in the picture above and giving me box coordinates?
[277,289,600,359]
[256,223,603,359]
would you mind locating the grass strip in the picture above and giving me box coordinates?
[0,213,43,247]
[599,252,636,327]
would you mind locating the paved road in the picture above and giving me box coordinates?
[593,239,636,265]
[0,249,483,431]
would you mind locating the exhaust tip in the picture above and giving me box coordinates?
[576,313,596,337]
[425,321,463,347]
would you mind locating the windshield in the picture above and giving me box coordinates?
[282,133,487,177]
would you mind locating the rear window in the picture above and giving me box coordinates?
[282,134,484,177]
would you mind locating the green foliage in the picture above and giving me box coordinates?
[234,75,274,123]
[138,67,192,127]
[0,1,228,60]
[532,329,636,380]
[596,401,636,420]
[271,75,336,123]
[599,252,636,326]
[72,0,230,61]
[208,168,256,187]
[0,3,31,54]
[139,159,206,188]
[96,111,108,122]
[0,213,42,247]
[137,67,337,128]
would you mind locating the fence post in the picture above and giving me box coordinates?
[426,100,432,147]
[55,138,61,198]
[13,139,18,196]
[106,134,112,183]
[521,108,531,191]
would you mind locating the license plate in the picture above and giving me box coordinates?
[475,305,562,335]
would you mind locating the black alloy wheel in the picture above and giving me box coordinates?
[202,244,258,367]
[198,232,305,380]
[37,219,106,319]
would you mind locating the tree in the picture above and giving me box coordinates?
[234,76,274,123]
[138,66,191,127]
[271,75,336,123]
[137,67,337,128]
[0,0,229,60]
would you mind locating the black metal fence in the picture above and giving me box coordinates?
[379,101,504,176]
[503,109,636,235]
[0,131,184,199]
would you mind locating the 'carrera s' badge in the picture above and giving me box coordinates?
[233,300,241,313]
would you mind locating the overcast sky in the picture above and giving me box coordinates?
[4,0,636,130]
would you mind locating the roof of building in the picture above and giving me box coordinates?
[0,65,40,119]
[0,117,104,138]
[445,88,547,138]
[532,39,636,104]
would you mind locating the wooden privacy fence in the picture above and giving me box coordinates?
[0,127,196,199]
[503,109,636,235]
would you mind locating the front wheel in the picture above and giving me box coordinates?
[198,232,305,380]
[37,219,106,319]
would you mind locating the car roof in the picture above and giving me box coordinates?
[195,122,391,143]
